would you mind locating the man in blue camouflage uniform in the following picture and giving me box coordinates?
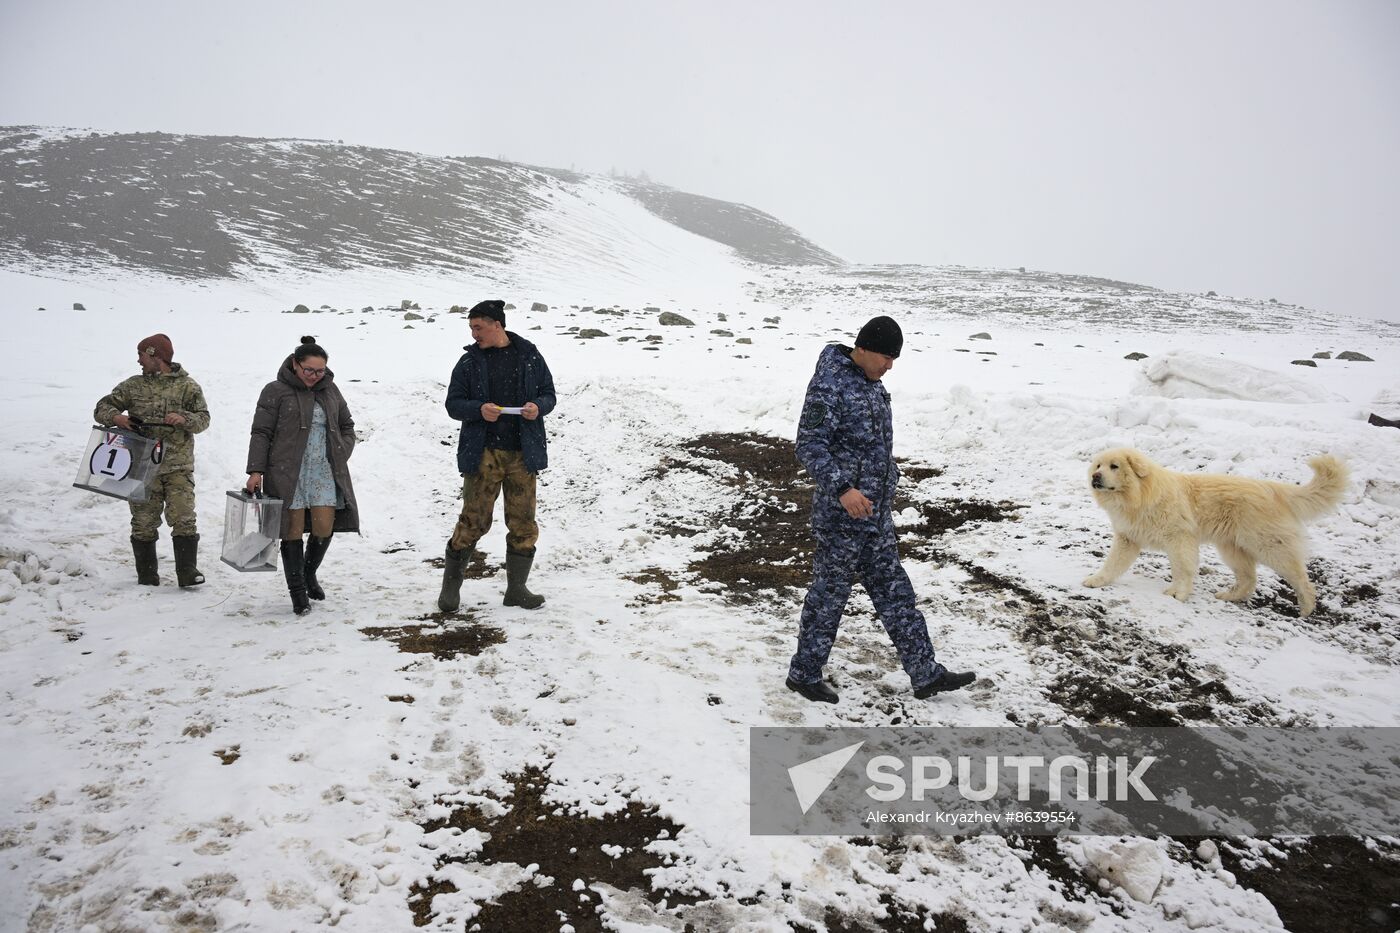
[786,316,976,704]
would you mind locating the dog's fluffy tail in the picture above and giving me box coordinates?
[1286,455,1348,521]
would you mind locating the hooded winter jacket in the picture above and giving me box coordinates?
[796,344,900,535]
[94,364,211,475]
[446,333,557,474]
[246,357,360,538]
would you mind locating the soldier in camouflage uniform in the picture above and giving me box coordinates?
[93,334,211,587]
[786,316,976,704]
[438,301,557,612]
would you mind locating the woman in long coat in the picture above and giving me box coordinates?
[246,336,360,614]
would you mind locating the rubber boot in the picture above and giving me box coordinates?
[438,543,467,613]
[914,670,977,698]
[304,533,333,600]
[132,536,160,586]
[172,534,206,587]
[503,551,545,609]
[281,539,311,616]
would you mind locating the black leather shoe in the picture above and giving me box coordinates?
[786,677,839,704]
[914,670,976,698]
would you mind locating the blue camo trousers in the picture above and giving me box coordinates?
[788,526,944,689]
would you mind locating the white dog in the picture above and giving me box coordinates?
[1083,448,1347,616]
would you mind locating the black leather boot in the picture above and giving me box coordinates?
[131,536,160,586]
[281,540,311,615]
[172,534,206,587]
[785,677,839,704]
[438,543,467,612]
[503,551,544,609]
[914,670,977,698]
[304,533,333,600]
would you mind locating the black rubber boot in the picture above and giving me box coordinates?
[786,677,839,704]
[131,536,160,586]
[172,534,206,587]
[281,540,311,616]
[503,551,544,609]
[304,533,333,600]
[438,543,467,613]
[914,670,977,699]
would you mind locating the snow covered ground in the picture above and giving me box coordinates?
[1,262,1398,932]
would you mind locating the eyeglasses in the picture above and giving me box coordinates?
[299,366,326,377]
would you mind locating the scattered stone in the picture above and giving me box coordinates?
[969,332,992,340]
[763,316,780,324]
[644,306,660,313]
[1312,351,1332,359]
[531,302,548,313]
[1291,359,1318,367]
[72,302,85,311]
[404,325,415,330]
[504,303,515,310]
[717,312,728,322]
[736,337,752,345]
[1337,351,1373,362]
[711,329,734,337]
[1018,266,1026,274]
[577,329,608,339]
[362,306,374,314]
[658,312,694,326]
[400,300,412,310]
[1206,290,1218,297]
[404,312,424,321]
[291,304,311,314]
[1124,352,1148,360]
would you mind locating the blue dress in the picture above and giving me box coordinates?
[290,402,342,509]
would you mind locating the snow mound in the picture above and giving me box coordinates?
[1082,837,1165,904]
[1134,350,1347,403]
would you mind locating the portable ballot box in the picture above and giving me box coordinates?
[221,490,283,572]
[73,425,163,501]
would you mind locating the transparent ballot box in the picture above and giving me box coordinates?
[221,490,283,572]
[73,425,163,501]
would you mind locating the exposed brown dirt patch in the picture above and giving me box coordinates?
[410,765,687,930]
[1170,836,1400,933]
[360,616,505,660]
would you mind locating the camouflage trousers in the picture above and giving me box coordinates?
[788,525,944,689]
[448,449,539,555]
[129,470,197,541]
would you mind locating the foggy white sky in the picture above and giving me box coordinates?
[3,0,1398,322]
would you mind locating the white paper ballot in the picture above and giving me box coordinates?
[496,406,525,415]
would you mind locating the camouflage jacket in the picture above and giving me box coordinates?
[796,344,899,535]
[93,364,211,474]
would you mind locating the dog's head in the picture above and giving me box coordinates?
[1088,447,1153,497]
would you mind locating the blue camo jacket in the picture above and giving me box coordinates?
[796,344,900,535]
[446,332,557,474]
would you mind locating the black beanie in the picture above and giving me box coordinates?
[855,315,903,358]
[468,299,506,325]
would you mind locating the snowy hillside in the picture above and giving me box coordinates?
[2,130,1399,932]
[0,126,837,283]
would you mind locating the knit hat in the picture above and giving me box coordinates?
[137,333,174,364]
[468,299,506,325]
[855,316,903,358]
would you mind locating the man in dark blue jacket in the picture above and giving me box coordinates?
[787,316,976,703]
[439,300,557,612]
